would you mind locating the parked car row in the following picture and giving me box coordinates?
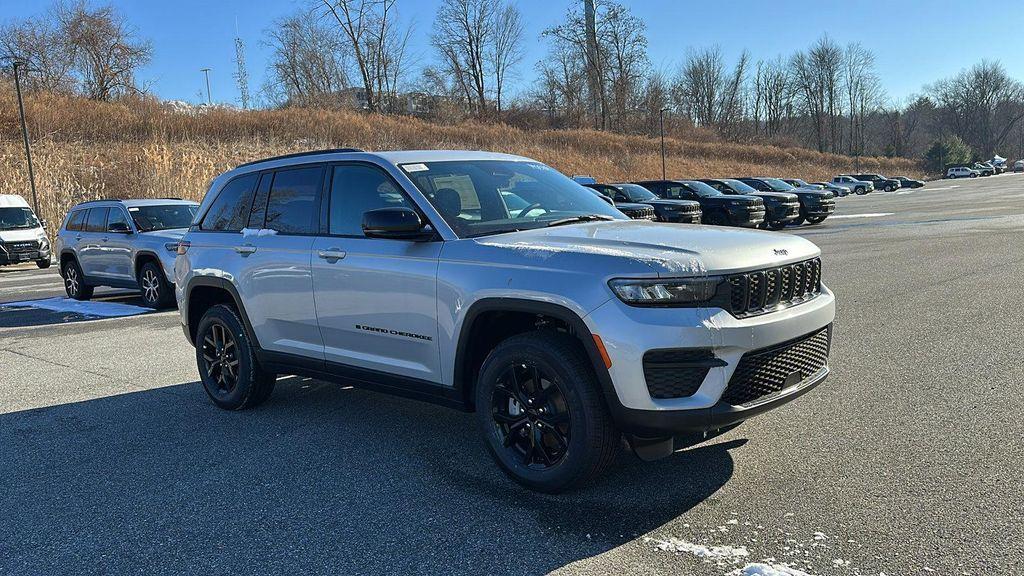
[578,177,834,229]
[46,149,837,493]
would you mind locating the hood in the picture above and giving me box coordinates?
[707,194,762,205]
[470,220,820,277]
[644,199,700,208]
[751,191,799,202]
[138,228,188,240]
[793,189,834,199]
[0,226,46,243]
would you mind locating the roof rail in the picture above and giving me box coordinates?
[74,198,123,205]
[237,148,365,168]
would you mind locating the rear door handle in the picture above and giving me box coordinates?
[234,244,257,256]
[317,248,346,261]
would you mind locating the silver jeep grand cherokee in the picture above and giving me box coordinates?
[175,149,835,493]
[55,199,199,308]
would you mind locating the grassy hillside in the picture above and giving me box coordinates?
[0,88,922,231]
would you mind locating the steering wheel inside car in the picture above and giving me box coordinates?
[514,203,547,218]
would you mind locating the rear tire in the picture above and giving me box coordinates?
[138,261,175,309]
[36,259,51,269]
[62,259,93,300]
[196,304,276,410]
[475,331,620,493]
[790,216,805,226]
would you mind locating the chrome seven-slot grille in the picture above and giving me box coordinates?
[726,257,821,318]
[3,240,39,256]
[721,325,832,406]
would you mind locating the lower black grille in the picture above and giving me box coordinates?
[643,349,720,399]
[726,257,821,317]
[721,325,831,406]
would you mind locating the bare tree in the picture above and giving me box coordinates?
[842,43,882,156]
[752,56,794,139]
[263,14,350,107]
[489,2,523,116]
[790,37,843,153]
[432,0,494,117]
[929,60,1024,157]
[0,12,75,93]
[673,46,748,138]
[57,1,152,100]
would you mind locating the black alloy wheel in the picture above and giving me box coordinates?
[490,361,572,470]
[201,322,240,397]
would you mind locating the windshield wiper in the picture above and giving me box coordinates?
[545,214,615,228]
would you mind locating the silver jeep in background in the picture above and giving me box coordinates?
[55,199,198,308]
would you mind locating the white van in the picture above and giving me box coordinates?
[0,195,51,268]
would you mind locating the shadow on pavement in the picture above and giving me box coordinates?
[1,376,741,575]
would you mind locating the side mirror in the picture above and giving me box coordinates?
[40,219,48,229]
[108,221,132,234]
[362,207,433,241]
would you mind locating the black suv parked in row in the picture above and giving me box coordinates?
[849,173,902,192]
[699,178,800,230]
[634,180,764,227]
[739,178,835,225]
[585,183,702,223]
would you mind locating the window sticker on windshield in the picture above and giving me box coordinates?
[402,163,428,173]
[128,207,139,211]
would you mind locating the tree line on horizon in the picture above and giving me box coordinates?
[3,0,1024,171]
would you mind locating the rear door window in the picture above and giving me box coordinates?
[201,173,259,232]
[84,208,109,232]
[264,166,324,234]
[66,210,87,231]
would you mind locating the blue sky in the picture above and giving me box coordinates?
[6,0,1022,106]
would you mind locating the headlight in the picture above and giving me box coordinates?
[609,277,720,307]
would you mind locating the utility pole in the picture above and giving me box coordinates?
[11,60,39,214]
[200,68,212,105]
[660,108,668,180]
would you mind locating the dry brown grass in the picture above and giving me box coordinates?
[0,87,922,234]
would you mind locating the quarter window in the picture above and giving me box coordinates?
[201,173,258,232]
[66,210,87,231]
[329,164,416,236]
[265,166,323,234]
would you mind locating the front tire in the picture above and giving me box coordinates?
[768,220,787,231]
[855,186,867,195]
[36,259,51,269]
[806,215,827,224]
[62,259,93,300]
[475,331,619,493]
[196,304,276,410]
[138,261,175,309]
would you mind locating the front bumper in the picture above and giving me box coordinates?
[766,203,800,223]
[727,208,766,227]
[0,241,50,264]
[660,211,702,224]
[584,286,835,437]
[803,203,836,217]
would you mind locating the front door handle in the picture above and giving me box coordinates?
[317,248,346,261]
[234,244,257,256]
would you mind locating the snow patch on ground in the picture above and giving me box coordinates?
[1,297,150,317]
[647,537,750,565]
[727,562,816,576]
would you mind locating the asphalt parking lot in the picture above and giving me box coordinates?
[2,175,1022,575]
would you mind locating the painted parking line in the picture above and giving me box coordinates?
[828,212,895,220]
[0,297,151,318]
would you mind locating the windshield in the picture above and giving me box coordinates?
[614,184,658,202]
[0,207,41,230]
[720,179,759,194]
[402,160,625,238]
[680,181,722,197]
[129,204,198,232]
[762,178,796,192]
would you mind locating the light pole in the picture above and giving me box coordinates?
[659,107,668,180]
[200,68,212,105]
[9,59,39,215]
